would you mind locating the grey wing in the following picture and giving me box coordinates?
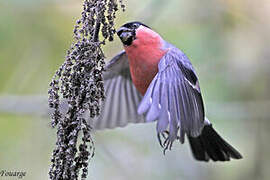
[138,47,205,147]
[90,51,145,130]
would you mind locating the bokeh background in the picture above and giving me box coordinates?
[1,0,270,179]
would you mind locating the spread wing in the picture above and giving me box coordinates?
[90,51,145,129]
[138,47,205,148]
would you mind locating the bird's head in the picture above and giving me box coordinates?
[116,21,153,46]
[116,22,167,95]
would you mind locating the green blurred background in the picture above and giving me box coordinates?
[0,0,270,179]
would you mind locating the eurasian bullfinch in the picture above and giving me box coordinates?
[95,21,242,162]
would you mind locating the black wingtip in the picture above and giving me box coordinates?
[188,125,243,162]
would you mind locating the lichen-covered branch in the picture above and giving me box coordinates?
[48,0,125,179]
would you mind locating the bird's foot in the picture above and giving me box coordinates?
[157,131,173,155]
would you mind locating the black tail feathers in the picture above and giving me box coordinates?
[188,125,243,162]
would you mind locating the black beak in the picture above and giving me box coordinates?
[117,27,135,46]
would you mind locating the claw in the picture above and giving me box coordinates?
[157,127,182,154]
[157,133,163,148]
[157,131,172,155]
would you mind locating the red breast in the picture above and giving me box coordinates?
[124,26,167,95]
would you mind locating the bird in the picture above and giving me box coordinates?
[93,21,244,161]
[94,21,243,162]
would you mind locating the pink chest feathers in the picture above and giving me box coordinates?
[124,27,167,95]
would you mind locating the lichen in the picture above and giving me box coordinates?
[48,0,125,179]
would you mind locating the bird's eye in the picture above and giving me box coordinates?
[133,24,139,28]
